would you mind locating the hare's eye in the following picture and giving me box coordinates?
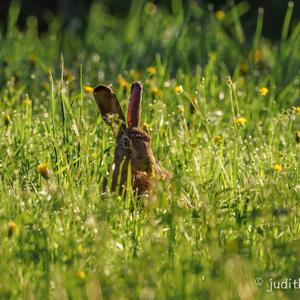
[122,136,131,149]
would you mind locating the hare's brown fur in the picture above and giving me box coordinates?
[93,81,169,195]
[112,127,156,194]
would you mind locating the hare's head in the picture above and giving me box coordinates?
[93,81,155,174]
[117,127,155,173]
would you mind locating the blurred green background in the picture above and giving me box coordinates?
[1,0,300,90]
[1,0,300,39]
[0,1,300,299]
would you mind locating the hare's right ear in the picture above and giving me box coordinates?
[93,85,126,125]
[127,81,142,128]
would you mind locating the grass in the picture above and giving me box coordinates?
[0,1,300,299]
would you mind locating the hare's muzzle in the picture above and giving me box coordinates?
[131,153,154,173]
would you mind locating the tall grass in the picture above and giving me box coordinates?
[0,1,300,299]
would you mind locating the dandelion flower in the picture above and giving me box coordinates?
[117,75,130,91]
[259,87,268,96]
[28,54,37,66]
[24,96,32,106]
[42,81,50,90]
[255,50,262,63]
[191,95,197,102]
[142,122,149,133]
[175,85,184,95]
[77,245,85,255]
[150,85,161,97]
[146,66,157,75]
[65,72,76,82]
[215,10,226,21]
[84,86,94,94]
[37,163,50,179]
[295,107,300,114]
[77,271,86,279]
[128,69,140,80]
[3,114,11,126]
[295,131,300,143]
[213,135,223,144]
[145,2,157,15]
[8,221,17,237]
[273,164,283,173]
[178,105,185,114]
[234,117,247,127]
[240,63,248,75]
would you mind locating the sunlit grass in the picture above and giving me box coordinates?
[0,1,300,299]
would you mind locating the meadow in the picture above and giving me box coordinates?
[0,1,300,299]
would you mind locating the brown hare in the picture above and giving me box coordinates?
[93,81,170,195]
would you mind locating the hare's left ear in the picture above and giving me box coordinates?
[127,81,142,128]
[93,84,126,125]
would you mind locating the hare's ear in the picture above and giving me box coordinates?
[93,85,126,125]
[127,81,142,128]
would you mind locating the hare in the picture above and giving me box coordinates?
[93,81,170,195]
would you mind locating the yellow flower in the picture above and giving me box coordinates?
[234,117,247,127]
[3,114,11,126]
[28,54,37,65]
[255,49,262,63]
[77,245,85,255]
[213,135,223,144]
[84,86,94,94]
[77,271,86,279]
[178,105,185,114]
[150,85,161,97]
[240,63,249,75]
[295,131,300,143]
[259,87,268,96]
[295,107,300,114]
[175,85,184,95]
[215,10,226,21]
[128,69,140,80]
[24,96,32,106]
[142,122,149,133]
[145,2,157,15]
[91,152,97,160]
[146,66,157,75]
[117,75,130,91]
[65,72,76,82]
[273,164,282,173]
[8,221,17,237]
[37,163,50,179]
[42,81,50,90]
